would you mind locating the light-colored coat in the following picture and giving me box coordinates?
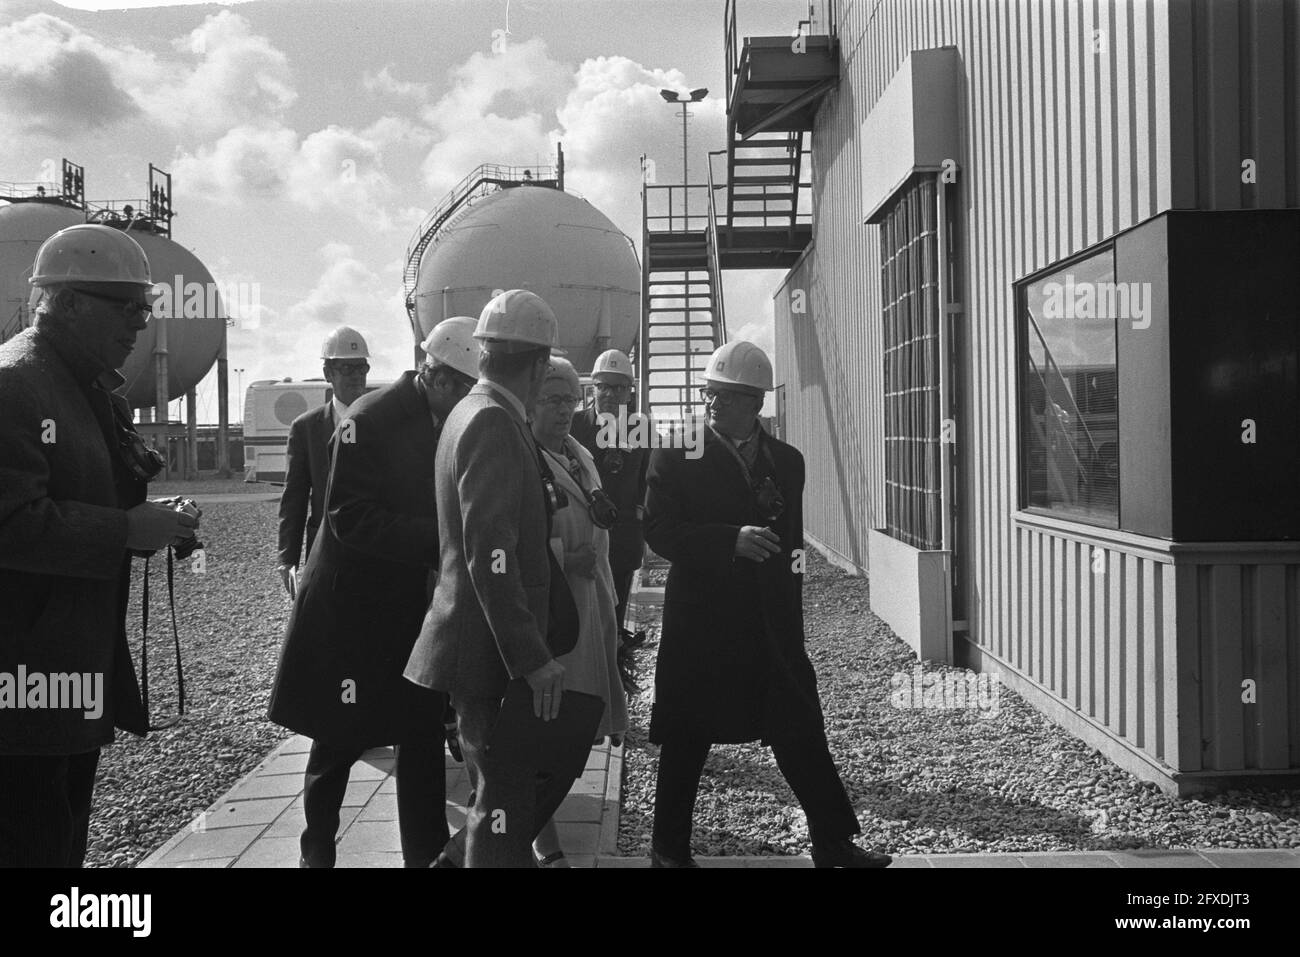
[404,384,551,702]
[539,437,628,738]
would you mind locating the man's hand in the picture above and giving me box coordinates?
[278,564,297,599]
[125,501,198,552]
[524,659,565,721]
[735,525,781,562]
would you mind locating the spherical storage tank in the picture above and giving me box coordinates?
[0,201,225,409]
[410,186,640,374]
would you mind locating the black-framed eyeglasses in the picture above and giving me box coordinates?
[73,288,154,321]
[594,382,632,394]
[539,394,581,409]
[329,360,370,376]
[700,387,746,407]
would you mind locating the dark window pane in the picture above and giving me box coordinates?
[1020,249,1120,525]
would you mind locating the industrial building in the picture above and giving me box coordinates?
[655,0,1299,795]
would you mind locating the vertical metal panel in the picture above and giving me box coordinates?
[1142,560,1160,754]
[1125,551,1142,746]
[1160,562,1180,764]
[1107,549,1122,729]
[1252,0,1288,208]
[1206,565,1246,768]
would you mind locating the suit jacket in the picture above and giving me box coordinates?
[404,383,552,703]
[0,325,148,755]
[277,403,333,567]
[268,371,443,747]
[644,425,823,745]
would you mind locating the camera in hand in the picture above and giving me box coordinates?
[171,498,203,560]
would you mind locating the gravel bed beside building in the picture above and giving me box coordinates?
[618,548,1300,858]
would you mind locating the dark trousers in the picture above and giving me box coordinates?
[301,735,448,867]
[651,733,861,860]
[451,695,585,868]
[612,565,636,632]
[0,749,101,867]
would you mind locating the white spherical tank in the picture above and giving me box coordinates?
[0,201,84,328]
[0,202,225,409]
[411,186,640,373]
[119,230,226,409]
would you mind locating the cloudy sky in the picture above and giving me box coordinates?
[0,0,803,423]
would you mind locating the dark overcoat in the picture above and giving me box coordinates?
[403,384,552,704]
[644,425,825,745]
[0,325,147,755]
[570,407,648,573]
[277,403,333,568]
[268,372,443,748]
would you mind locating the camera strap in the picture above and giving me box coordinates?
[140,548,186,731]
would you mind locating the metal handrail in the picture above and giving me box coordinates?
[1024,302,1097,462]
[724,0,738,106]
[705,150,728,343]
[403,162,559,311]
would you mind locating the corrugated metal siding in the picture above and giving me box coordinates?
[776,0,1300,776]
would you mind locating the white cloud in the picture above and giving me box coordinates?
[244,243,410,384]
[127,10,296,137]
[0,13,139,135]
[363,65,430,102]
[174,119,409,218]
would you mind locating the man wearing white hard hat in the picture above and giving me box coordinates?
[269,317,478,867]
[276,326,370,599]
[405,289,601,868]
[644,340,892,869]
[570,349,649,655]
[0,224,200,866]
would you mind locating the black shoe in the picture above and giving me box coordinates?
[811,840,892,868]
[620,628,647,649]
[650,848,700,868]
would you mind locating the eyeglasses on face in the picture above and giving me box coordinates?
[329,361,370,376]
[699,387,750,407]
[73,288,154,320]
[539,394,581,409]
[594,383,632,394]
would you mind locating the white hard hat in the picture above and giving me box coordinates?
[474,289,560,353]
[701,340,773,393]
[591,348,634,384]
[422,316,480,380]
[29,224,152,288]
[321,325,370,360]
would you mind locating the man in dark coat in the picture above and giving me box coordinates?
[569,348,648,645]
[644,340,891,869]
[0,224,199,867]
[268,318,478,868]
[276,326,370,598]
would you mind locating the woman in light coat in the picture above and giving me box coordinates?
[529,357,628,866]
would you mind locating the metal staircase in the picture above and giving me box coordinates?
[636,1,838,423]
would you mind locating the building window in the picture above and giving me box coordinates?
[881,175,942,550]
[1018,248,1120,526]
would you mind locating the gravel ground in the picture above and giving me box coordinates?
[86,499,290,867]
[618,547,1300,857]
[151,477,277,496]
